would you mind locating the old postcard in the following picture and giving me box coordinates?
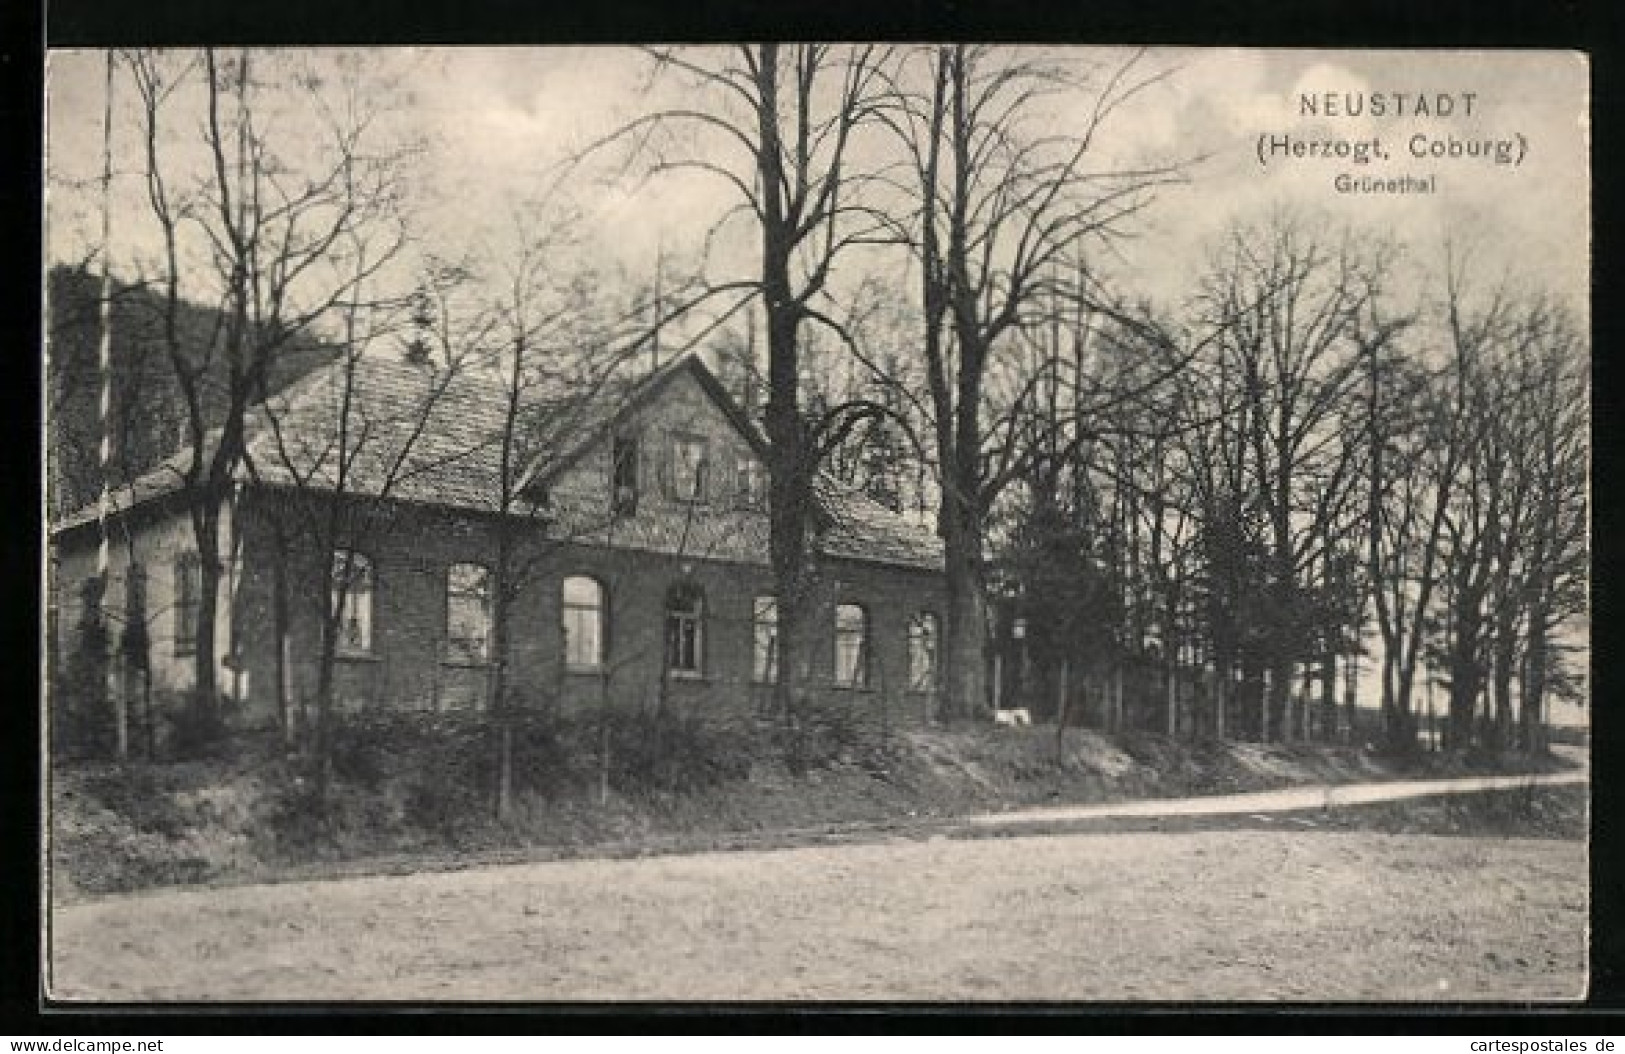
[42,46,1589,1003]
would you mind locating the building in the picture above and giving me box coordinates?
[49,350,947,738]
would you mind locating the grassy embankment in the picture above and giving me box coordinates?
[50,713,1582,901]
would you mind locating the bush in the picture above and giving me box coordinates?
[319,707,586,835]
[599,706,755,796]
[54,604,113,762]
[267,704,757,847]
[162,692,232,760]
[491,707,589,799]
[262,768,405,858]
[770,693,886,774]
[78,764,188,837]
[322,709,483,832]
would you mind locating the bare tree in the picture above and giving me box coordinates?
[126,48,414,731]
[472,218,648,817]
[1431,281,1587,752]
[247,239,452,793]
[597,45,896,745]
[876,45,1179,720]
[1513,306,1587,751]
[1192,215,1384,742]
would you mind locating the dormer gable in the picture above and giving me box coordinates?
[527,354,772,518]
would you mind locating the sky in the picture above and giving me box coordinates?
[45,46,1589,320]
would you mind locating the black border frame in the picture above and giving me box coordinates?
[11,0,1619,1034]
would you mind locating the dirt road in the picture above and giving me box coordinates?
[966,763,1588,829]
[49,827,1585,1002]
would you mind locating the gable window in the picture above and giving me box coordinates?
[445,563,492,664]
[669,434,709,502]
[611,433,639,515]
[331,550,374,656]
[665,581,705,676]
[735,455,766,510]
[173,553,200,656]
[834,602,869,689]
[562,575,606,671]
[752,596,778,683]
[908,612,939,691]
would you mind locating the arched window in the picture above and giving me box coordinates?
[908,612,939,691]
[332,550,374,655]
[752,596,778,683]
[834,603,869,689]
[665,581,705,676]
[446,563,492,663]
[562,575,606,671]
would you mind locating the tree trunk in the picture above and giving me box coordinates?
[1520,615,1549,753]
[1112,662,1125,734]
[1445,601,1483,751]
[271,533,292,745]
[141,661,156,759]
[754,42,821,754]
[1280,669,1294,746]
[1491,627,1516,752]
[193,521,222,720]
[1390,656,1420,756]
[1344,651,1359,746]
[110,646,128,760]
[598,668,613,804]
[496,725,514,820]
[1166,661,1178,738]
[490,573,514,820]
[938,504,987,722]
[1319,651,1338,746]
[1056,658,1070,763]
[1256,665,1270,744]
[312,629,338,801]
[773,587,814,769]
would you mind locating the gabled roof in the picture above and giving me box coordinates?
[817,479,943,571]
[52,350,944,571]
[522,353,771,490]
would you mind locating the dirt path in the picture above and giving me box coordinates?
[964,761,1588,830]
[49,826,1585,1002]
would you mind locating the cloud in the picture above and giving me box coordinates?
[43,47,1588,323]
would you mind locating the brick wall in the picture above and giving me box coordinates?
[56,493,949,733]
[225,492,947,727]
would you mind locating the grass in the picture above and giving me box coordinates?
[48,716,1584,901]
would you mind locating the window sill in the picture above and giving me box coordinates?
[440,658,493,670]
[336,651,382,664]
[565,665,607,676]
[667,670,707,682]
